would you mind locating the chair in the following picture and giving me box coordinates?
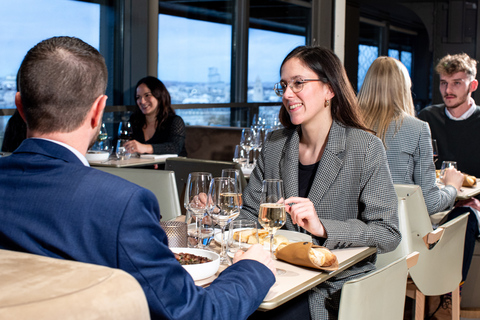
[0,249,149,319]
[376,184,469,320]
[338,252,418,320]
[164,157,247,213]
[96,167,181,221]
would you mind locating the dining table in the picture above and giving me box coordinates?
[193,231,376,311]
[88,154,178,168]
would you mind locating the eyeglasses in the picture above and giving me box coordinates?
[273,79,322,97]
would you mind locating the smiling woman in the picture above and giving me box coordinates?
[125,76,188,157]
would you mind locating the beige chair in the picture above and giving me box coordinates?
[377,184,469,320]
[96,167,181,221]
[338,252,418,320]
[0,249,149,320]
[165,157,247,213]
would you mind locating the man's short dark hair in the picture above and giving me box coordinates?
[18,36,108,133]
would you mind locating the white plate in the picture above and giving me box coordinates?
[85,150,110,162]
[214,229,312,246]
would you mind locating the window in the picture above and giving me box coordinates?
[0,0,104,148]
[158,0,310,127]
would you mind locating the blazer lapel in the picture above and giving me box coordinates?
[308,121,345,202]
[280,128,300,199]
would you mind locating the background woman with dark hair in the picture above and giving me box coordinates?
[241,46,400,319]
[124,76,187,156]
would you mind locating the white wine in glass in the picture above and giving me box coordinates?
[208,177,240,265]
[258,179,286,274]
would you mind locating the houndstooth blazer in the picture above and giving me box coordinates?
[241,121,401,319]
[385,115,456,214]
[241,120,401,256]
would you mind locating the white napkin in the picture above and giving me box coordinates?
[140,154,178,160]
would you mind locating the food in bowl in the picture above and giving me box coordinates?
[174,252,212,265]
[170,248,220,281]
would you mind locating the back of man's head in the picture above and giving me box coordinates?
[435,53,477,79]
[18,36,108,134]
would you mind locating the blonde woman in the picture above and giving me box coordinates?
[358,56,464,214]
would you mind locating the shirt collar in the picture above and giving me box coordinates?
[31,138,90,167]
[445,98,476,120]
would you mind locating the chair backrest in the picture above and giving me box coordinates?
[96,167,181,221]
[377,184,468,296]
[0,249,150,320]
[165,157,247,212]
[338,256,409,320]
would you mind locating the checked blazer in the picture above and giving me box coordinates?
[384,115,456,214]
[241,121,401,319]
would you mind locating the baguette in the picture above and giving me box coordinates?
[463,174,477,188]
[309,247,337,267]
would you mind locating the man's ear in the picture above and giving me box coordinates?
[15,92,27,123]
[90,95,108,128]
[470,79,478,93]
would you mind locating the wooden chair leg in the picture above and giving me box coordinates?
[415,288,425,320]
[452,286,460,320]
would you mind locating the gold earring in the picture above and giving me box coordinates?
[325,99,330,108]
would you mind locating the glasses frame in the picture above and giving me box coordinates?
[273,78,323,97]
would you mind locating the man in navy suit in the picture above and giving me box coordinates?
[0,36,275,320]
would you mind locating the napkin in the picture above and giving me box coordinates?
[275,241,338,271]
[463,174,477,188]
[140,154,178,160]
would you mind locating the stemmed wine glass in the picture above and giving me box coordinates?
[432,139,439,164]
[240,128,256,168]
[116,120,133,160]
[233,145,248,168]
[258,179,286,274]
[184,172,213,249]
[251,127,264,167]
[221,169,243,209]
[207,177,240,265]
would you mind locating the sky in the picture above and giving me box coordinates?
[1,1,304,86]
[0,0,100,79]
[158,14,305,84]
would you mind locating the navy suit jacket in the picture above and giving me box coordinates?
[0,139,275,320]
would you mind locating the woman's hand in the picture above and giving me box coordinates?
[442,167,464,192]
[123,140,154,154]
[284,196,326,238]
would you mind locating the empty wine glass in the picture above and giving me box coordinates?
[233,145,248,168]
[432,139,439,164]
[207,177,240,265]
[116,139,131,160]
[240,128,256,168]
[184,172,213,249]
[258,179,286,274]
[118,120,133,139]
[251,127,264,167]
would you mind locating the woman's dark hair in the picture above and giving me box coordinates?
[278,46,368,131]
[133,76,175,129]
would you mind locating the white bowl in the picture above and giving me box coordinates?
[85,150,110,162]
[170,248,220,281]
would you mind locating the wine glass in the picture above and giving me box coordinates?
[233,145,248,168]
[240,128,256,168]
[440,161,457,181]
[432,139,439,164]
[221,169,243,209]
[258,179,286,274]
[251,127,264,167]
[116,139,131,160]
[207,177,240,265]
[184,172,213,249]
[118,120,133,139]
